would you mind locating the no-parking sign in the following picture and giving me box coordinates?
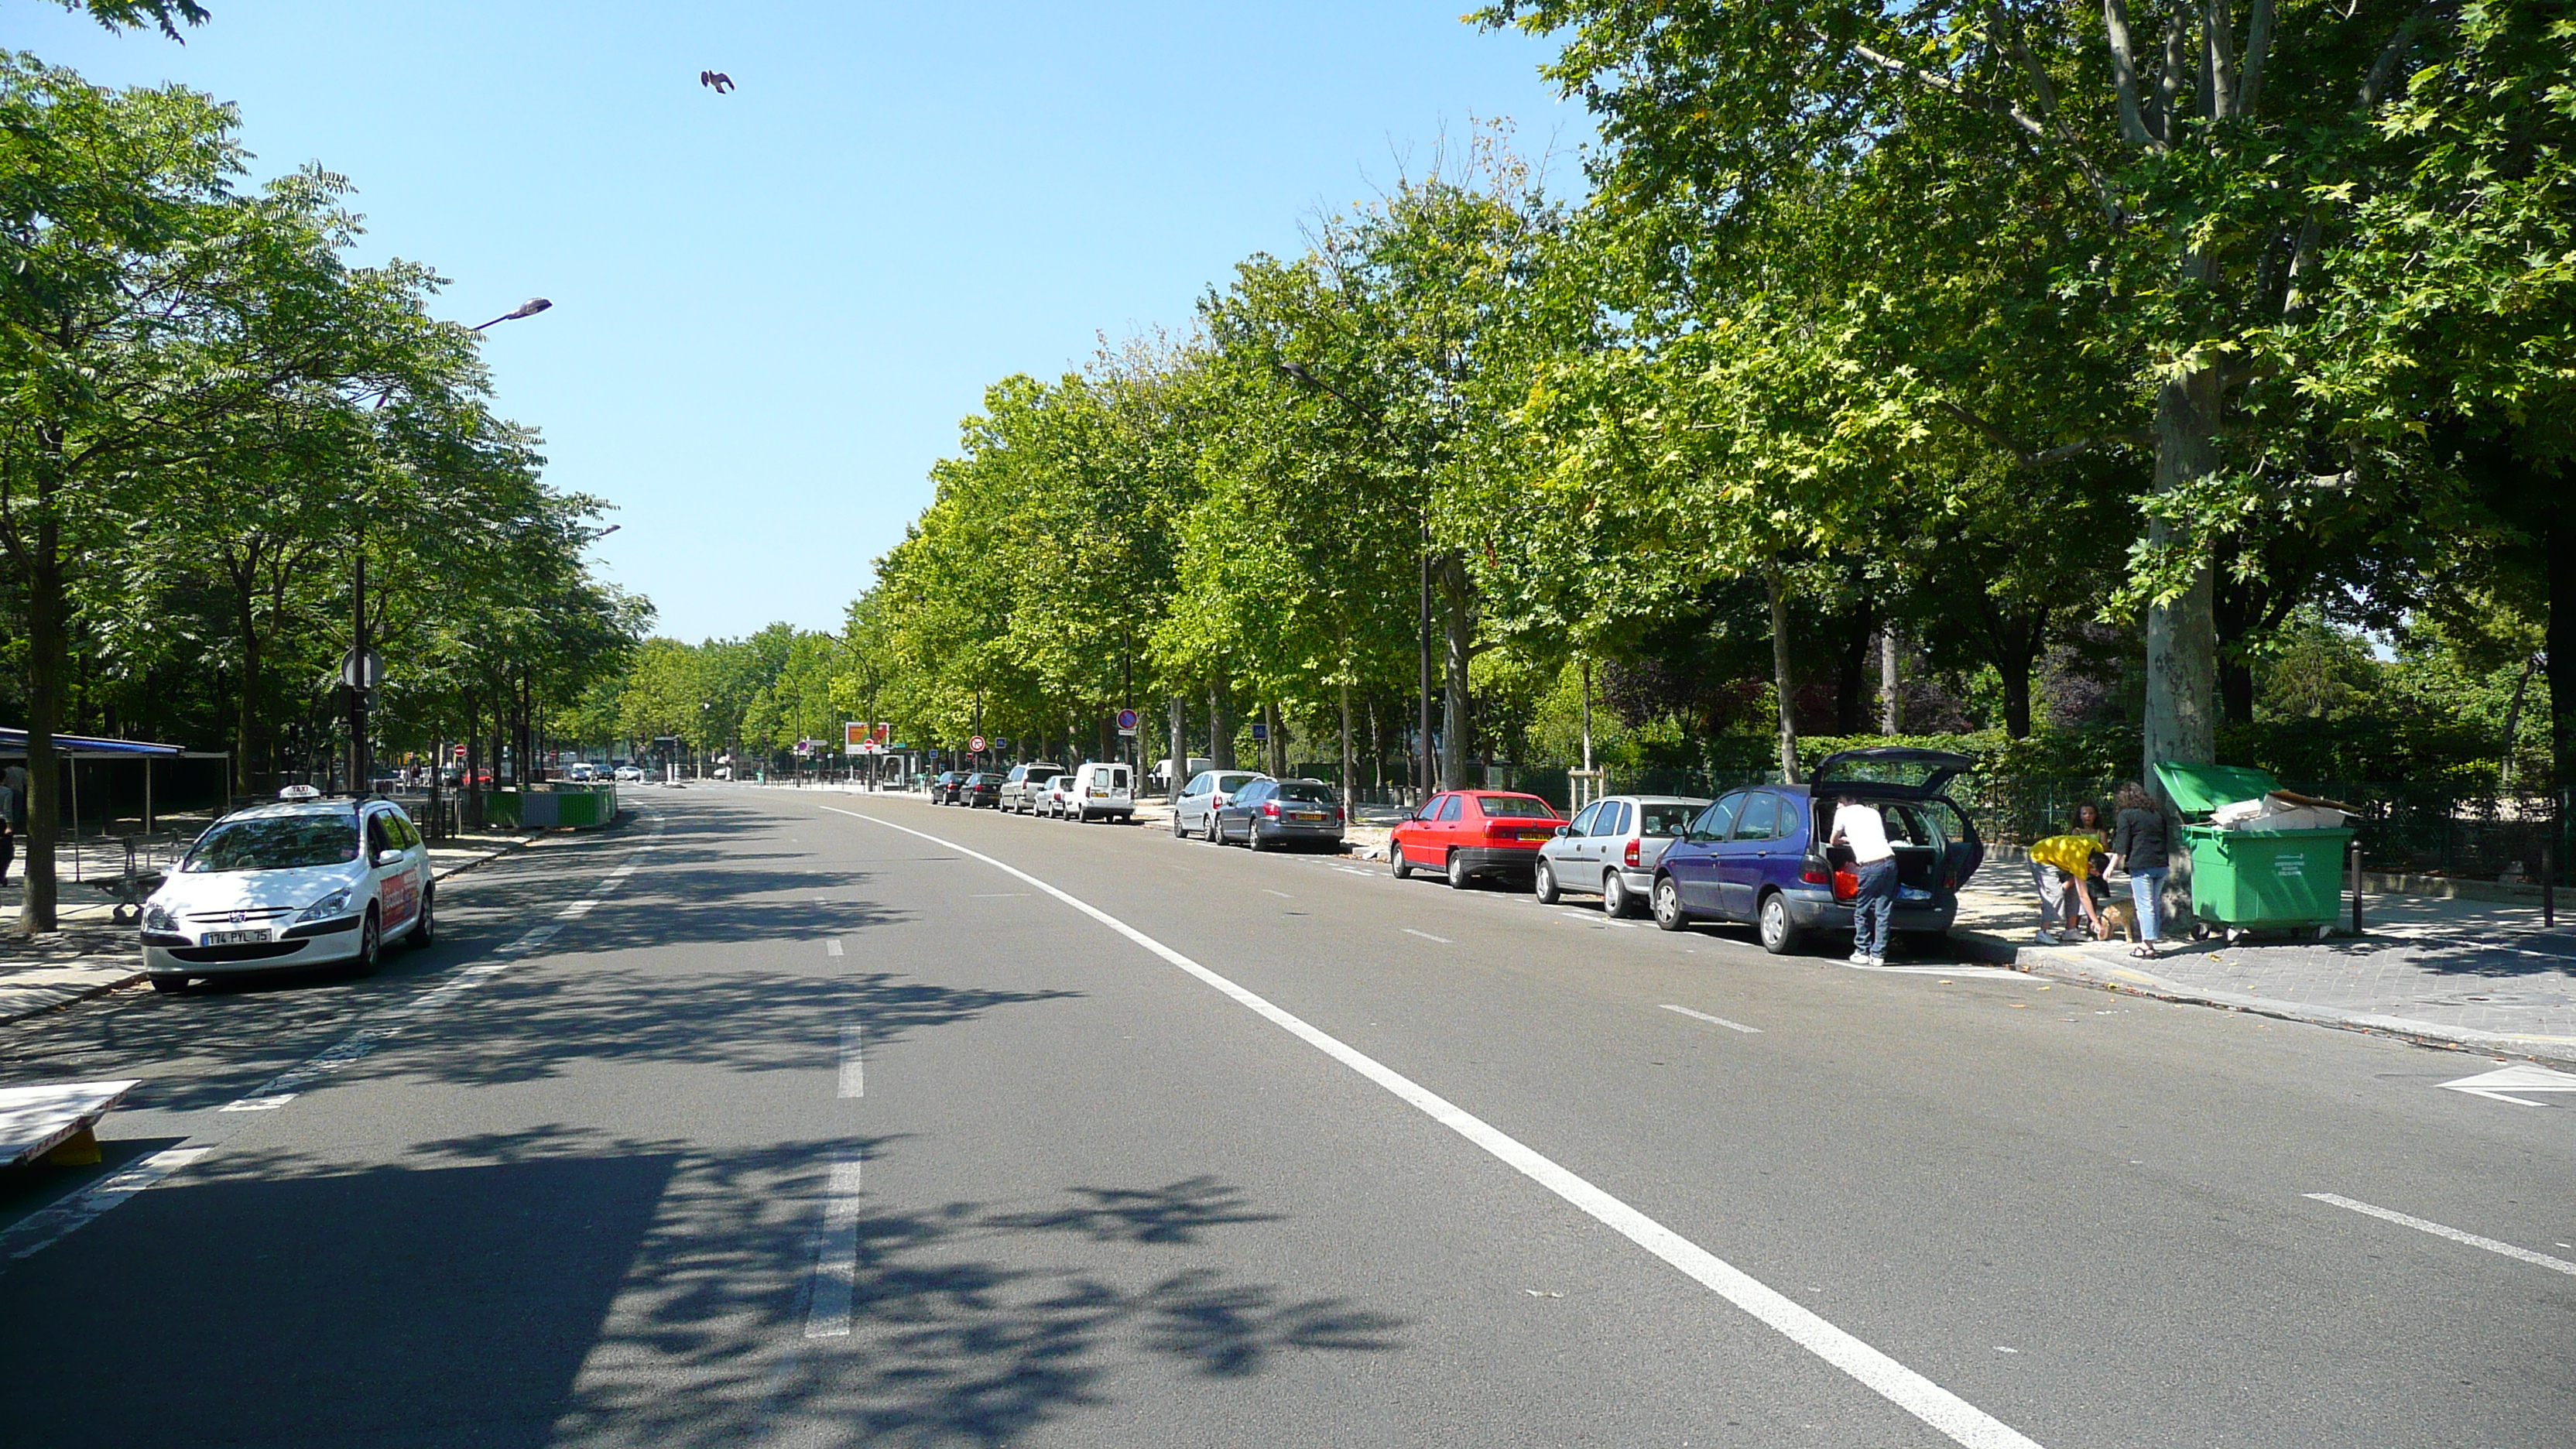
[1115,707,1139,736]
[969,735,987,753]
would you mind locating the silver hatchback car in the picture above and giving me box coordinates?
[1533,794,1711,917]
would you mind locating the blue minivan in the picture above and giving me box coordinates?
[1648,748,1985,954]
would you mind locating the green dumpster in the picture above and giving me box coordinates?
[2154,762,2355,942]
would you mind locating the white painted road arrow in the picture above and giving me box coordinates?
[2439,1061,2576,1107]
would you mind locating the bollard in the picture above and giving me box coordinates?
[2545,841,2555,931]
[2350,841,2364,937]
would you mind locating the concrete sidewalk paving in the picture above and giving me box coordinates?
[1954,870,2576,1067]
[0,827,541,1026]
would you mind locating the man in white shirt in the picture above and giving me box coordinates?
[1830,793,1899,965]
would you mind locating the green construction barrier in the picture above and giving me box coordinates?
[488,783,618,830]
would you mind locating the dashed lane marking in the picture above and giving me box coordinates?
[803,1153,865,1338]
[1662,1004,1762,1035]
[1403,929,1453,944]
[838,1026,864,1098]
[2307,1193,2576,1277]
[824,938,844,958]
[818,805,2047,1449]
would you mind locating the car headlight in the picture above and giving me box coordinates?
[142,903,176,933]
[296,889,352,923]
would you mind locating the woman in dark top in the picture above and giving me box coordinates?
[2106,783,2170,957]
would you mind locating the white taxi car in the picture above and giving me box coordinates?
[140,792,435,991]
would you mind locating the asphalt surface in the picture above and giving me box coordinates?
[0,786,2568,1448]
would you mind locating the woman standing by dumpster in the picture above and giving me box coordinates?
[2106,783,2170,959]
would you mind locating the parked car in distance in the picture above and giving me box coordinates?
[1649,748,1984,954]
[1036,770,1080,818]
[958,772,1005,808]
[1061,761,1134,823]
[612,765,645,783]
[1000,762,1066,814]
[1214,778,1345,851]
[141,793,436,991]
[1171,769,1269,841]
[1534,794,1711,916]
[1389,790,1564,889]
[930,770,967,804]
[1151,756,1214,794]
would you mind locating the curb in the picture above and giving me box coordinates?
[1952,928,2576,1069]
[0,969,145,1026]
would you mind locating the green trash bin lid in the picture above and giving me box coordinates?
[2153,760,2285,816]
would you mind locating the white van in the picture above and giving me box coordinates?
[1063,762,1134,824]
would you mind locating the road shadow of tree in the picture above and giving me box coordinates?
[358,1129,1410,1449]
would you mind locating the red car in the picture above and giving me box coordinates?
[1389,790,1564,889]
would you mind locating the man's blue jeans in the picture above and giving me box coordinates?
[1852,858,1899,957]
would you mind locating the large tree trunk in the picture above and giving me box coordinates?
[1767,563,1800,783]
[15,516,63,935]
[1879,629,1903,735]
[1167,695,1186,803]
[1339,673,1354,819]
[233,593,262,801]
[2548,496,2573,814]
[1833,597,1874,734]
[1208,683,1233,771]
[1440,553,1471,790]
[2146,367,2222,801]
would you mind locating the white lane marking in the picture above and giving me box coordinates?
[557,899,600,920]
[1662,1004,1762,1035]
[2438,1061,2576,1107]
[824,938,844,958]
[819,806,2045,1449]
[838,1026,864,1098]
[1264,889,1293,899]
[2306,1194,2576,1277]
[803,1153,865,1338]
[1336,866,1376,876]
[218,1094,296,1113]
[1403,928,1452,944]
[0,1147,212,1266]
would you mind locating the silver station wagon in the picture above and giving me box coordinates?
[1533,794,1711,917]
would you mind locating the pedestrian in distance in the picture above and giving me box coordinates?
[1829,792,1899,966]
[1,762,24,831]
[2105,782,2172,960]
[2071,800,2108,844]
[2027,830,2106,945]
[0,781,15,886]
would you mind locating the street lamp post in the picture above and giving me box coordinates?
[348,299,551,797]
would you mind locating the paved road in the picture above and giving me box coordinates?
[1,787,2567,1447]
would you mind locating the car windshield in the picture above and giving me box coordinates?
[1477,796,1557,819]
[1639,803,1698,837]
[1275,782,1334,803]
[184,815,359,872]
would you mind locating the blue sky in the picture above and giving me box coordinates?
[11,2,1588,642]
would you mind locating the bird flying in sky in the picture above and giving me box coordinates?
[699,70,735,94]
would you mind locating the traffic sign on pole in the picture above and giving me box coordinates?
[969,735,987,754]
[1249,721,1269,742]
[1115,708,1139,732]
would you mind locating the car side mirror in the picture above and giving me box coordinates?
[1553,824,1572,838]
[374,847,406,868]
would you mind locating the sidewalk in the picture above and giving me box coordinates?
[0,827,540,1026]
[1954,872,2576,1067]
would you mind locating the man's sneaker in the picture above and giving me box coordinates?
[1847,950,1872,964]
[2035,928,2062,945]
[1865,954,1886,967]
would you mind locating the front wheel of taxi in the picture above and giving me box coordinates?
[346,906,382,978]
